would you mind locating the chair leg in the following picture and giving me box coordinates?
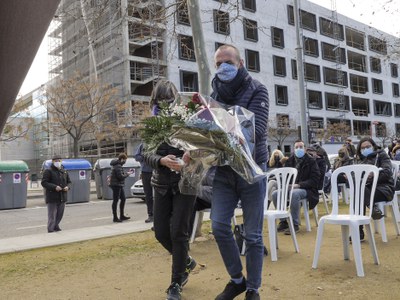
[365,224,380,265]
[288,215,300,253]
[302,201,311,232]
[267,217,278,262]
[313,207,319,227]
[390,201,400,235]
[322,193,330,214]
[341,225,350,260]
[190,211,199,243]
[349,224,364,277]
[312,220,325,269]
[376,202,388,243]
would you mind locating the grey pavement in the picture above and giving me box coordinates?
[0,181,154,255]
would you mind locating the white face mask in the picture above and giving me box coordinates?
[53,161,62,169]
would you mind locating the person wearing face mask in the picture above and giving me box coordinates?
[332,146,354,188]
[109,153,134,223]
[41,155,71,233]
[210,44,269,300]
[266,149,288,209]
[355,137,394,241]
[272,140,320,235]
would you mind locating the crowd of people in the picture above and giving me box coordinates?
[41,44,398,300]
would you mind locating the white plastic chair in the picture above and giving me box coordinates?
[319,189,330,214]
[190,208,211,243]
[312,165,380,277]
[299,198,319,232]
[373,161,400,242]
[264,167,299,261]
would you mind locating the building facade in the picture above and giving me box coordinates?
[47,0,400,156]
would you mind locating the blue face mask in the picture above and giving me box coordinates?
[294,148,305,158]
[361,147,374,157]
[216,63,238,82]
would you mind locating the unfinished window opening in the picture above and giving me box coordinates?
[323,67,348,87]
[309,117,324,129]
[275,85,288,106]
[271,27,284,48]
[393,83,400,97]
[396,123,400,134]
[353,120,370,136]
[321,42,346,64]
[178,34,195,61]
[374,100,392,116]
[245,49,260,72]
[304,37,318,57]
[368,35,387,55]
[213,10,230,35]
[273,56,286,77]
[319,17,344,40]
[287,5,317,31]
[372,78,383,94]
[177,2,190,25]
[180,70,198,92]
[307,90,323,109]
[304,63,320,82]
[391,63,398,78]
[277,114,290,127]
[345,27,365,51]
[351,97,369,117]
[243,18,258,42]
[325,92,350,111]
[395,105,400,117]
[349,74,368,94]
[291,59,298,80]
[375,122,387,137]
[347,50,367,72]
[242,0,256,12]
[370,57,381,73]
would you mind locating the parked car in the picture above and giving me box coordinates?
[130,179,146,200]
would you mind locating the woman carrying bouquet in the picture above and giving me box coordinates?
[143,80,196,300]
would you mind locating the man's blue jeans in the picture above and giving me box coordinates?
[211,164,266,290]
[272,188,307,226]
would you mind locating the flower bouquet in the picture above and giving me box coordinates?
[139,92,266,195]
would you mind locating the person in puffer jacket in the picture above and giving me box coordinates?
[210,44,269,300]
[109,153,133,222]
[143,80,197,300]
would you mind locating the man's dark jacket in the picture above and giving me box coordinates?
[109,159,129,187]
[285,153,320,209]
[211,67,269,164]
[41,165,71,203]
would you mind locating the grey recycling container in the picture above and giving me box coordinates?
[43,159,92,203]
[0,160,29,209]
[93,158,140,200]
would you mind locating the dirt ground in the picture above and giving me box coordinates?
[1,208,400,300]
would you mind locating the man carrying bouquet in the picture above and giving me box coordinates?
[210,44,269,300]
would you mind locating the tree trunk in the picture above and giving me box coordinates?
[73,138,79,158]
[187,0,211,95]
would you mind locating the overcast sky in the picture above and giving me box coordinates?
[18,0,399,96]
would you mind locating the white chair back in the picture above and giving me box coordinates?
[266,167,297,211]
[330,165,379,218]
[391,161,400,183]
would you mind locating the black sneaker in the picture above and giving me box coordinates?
[215,278,246,300]
[145,216,154,223]
[181,256,197,287]
[284,225,300,235]
[277,220,289,232]
[371,206,384,220]
[245,290,260,300]
[166,282,182,300]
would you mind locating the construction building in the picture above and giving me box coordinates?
[45,0,400,157]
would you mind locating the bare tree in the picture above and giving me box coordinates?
[268,116,297,150]
[326,122,351,143]
[0,101,34,142]
[375,123,394,148]
[44,73,117,158]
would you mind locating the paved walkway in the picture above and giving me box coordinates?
[0,180,153,254]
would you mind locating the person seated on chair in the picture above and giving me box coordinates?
[355,137,395,241]
[306,146,327,192]
[332,146,354,188]
[188,168,215,238]
[267,149,288,210]
[272,139,320,235]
